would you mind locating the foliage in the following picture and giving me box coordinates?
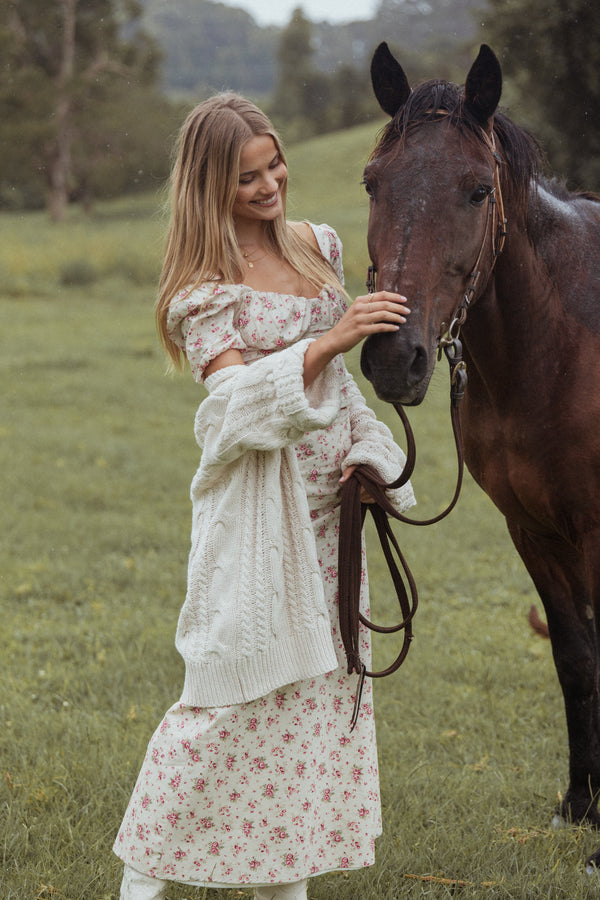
[67,81,183,209]
[269,9,379,142]
[3,125,600,898]
[270,8,331,140]
[0,0,175,216]
[140,0,488,97]
[480,0,600,190]
[341,0,490,80]
[141,0,277,97]
[0,0,493,213]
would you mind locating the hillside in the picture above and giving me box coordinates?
[140,0,489,97]
[140,0,278,95]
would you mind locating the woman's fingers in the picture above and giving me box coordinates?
[357,293,411,326]
[325,291,412,356]
[357,291,411,315]
[339,465,376,503]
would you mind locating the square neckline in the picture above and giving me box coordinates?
[234,282,334,302]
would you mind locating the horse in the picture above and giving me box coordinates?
[360,41,600,869]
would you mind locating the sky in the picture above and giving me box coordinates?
[219,0,378,27]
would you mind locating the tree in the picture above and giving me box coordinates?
[270,7,319,139]
[142,0,277,96]
[269,7,378,141]
[0,0,166,218]
[481,0,600,190]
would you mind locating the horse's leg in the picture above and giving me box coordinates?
[507,521,600,827]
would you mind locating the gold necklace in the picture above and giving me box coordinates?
[241,246,267,268]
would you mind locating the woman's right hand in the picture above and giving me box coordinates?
[303,291,410,386]
[328,291,410,354]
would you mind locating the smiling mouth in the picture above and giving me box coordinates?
[252,192,279,207]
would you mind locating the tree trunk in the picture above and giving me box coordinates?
[48,0,77,222]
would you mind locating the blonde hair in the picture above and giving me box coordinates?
[156,92,345,369]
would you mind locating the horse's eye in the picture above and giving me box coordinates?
[470,185,491,206]
[362,179,374,200]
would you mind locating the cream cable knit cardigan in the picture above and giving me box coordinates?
[176,338,415,708]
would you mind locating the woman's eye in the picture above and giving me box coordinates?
[470,185,491,205]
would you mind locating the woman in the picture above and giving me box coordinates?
[113,93,414,900]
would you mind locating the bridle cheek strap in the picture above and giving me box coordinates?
[440,129,507,347]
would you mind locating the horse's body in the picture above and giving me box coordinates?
[361,43,600,863]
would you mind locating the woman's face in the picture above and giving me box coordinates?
[232,134,287,227]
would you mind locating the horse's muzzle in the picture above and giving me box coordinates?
[360,333,431,405]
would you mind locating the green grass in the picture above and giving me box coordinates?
[2,125,600,899]
[0,193,165,297]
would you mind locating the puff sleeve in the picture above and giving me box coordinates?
[310,223,344,285]
[167,282,248,383]
[194,340,341,475]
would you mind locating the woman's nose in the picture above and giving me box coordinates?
[263,175,277,193]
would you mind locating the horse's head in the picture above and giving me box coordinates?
[360,43,504,405]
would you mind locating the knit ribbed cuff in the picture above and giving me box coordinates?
[178,619,340,708]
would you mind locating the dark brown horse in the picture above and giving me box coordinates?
[360,42,600,868]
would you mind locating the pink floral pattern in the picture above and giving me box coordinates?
[166,225,348,385]
[114,225,382,887]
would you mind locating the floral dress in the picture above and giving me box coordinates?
[113,224,415,888]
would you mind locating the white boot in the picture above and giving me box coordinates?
[254,879,309,900]
[120,864,168,900]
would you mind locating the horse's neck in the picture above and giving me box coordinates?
[472,181,594,337]
[461,217,565,406]
[463,186,600,408]
[470,232,556,347]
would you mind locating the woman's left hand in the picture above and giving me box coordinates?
[339,464,376,504]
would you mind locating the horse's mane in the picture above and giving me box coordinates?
[372,79,545,217]
[540,176,600,204]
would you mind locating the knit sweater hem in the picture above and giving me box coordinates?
[179,618,340,707]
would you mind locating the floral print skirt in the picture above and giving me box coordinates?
[114,457,382,887]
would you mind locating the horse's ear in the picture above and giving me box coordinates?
[370,42,411,118]
[464,44,502,129]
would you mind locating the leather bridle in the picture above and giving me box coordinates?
[439,130,507,348]
[338,129,507,730]
[366,129,507,349]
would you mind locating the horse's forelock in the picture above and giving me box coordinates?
[372,80,467,157]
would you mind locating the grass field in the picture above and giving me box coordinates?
[2,125,600,899]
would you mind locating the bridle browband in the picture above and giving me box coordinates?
[338,126,507,730]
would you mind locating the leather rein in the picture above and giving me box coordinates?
[338,131,507,730]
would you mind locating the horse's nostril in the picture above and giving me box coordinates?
[408,345,428,385]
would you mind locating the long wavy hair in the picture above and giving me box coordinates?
[156,93,344,369]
